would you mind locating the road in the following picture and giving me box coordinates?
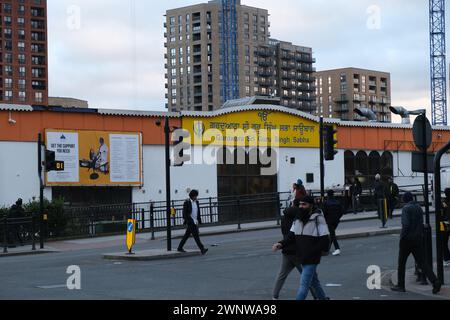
[0,224,438,300]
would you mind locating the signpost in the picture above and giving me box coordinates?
[412,114,433,271]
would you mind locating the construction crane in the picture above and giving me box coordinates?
[430,0,448,126]
[220,0,239,103]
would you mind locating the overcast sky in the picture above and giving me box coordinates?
[48,0,441,120]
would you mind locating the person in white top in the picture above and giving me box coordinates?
[96,137,109,173]
[177,190,208,255]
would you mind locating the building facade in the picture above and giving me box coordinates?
[315,68,391,122]
[0,0,48,106]
[164,1,315,113]
[1,104,449,210]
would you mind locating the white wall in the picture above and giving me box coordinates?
[0,142,41,207]
[133,145,218,203]
[278,148,345,193]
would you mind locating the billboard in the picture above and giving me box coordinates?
[45,130,142,186]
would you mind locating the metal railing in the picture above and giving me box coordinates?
[1,214,37,253]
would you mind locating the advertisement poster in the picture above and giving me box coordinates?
[45,130,142,186]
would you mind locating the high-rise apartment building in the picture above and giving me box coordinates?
[257,39,316,113]
[315,68,391,122]
[164,0,316,112]
[0,0,48,106]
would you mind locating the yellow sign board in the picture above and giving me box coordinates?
[183,110,320,148]
[126,219,136,253]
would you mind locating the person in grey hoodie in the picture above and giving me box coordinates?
[391,192,441,294]
[273,196,330,300]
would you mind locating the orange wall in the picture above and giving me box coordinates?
[2,110,450,151]
[337,125,450,152]
[0,110,180,145]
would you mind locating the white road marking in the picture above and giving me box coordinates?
[36,284,67,289]
[325,284,342,287]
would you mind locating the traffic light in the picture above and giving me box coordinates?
[323,125,338,161]
[45,150,65,172]
[45,150,56,172]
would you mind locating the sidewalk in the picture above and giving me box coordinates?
[0,208,401,258]
[390,266,450,300]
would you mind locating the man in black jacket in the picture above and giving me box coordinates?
[386,178,399,219]
[273,196,330,300]
[177,190,208,255]
[391,192,441,294]
[374,174,388,228]
[323,190,344,256]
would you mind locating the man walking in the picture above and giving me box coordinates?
[272,199,316,300]
[177,190,208,255]
[351,177,362,214]
[386,177,399,219]
[391,192,441,294]
[273,196,330,300]
[8,198,25,246]
[323,190,344,256]
[374,174,388,228]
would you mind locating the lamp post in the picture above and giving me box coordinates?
[390,107,433,270]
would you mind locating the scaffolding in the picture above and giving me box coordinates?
[220,0,239,104]
[429,0,448,125]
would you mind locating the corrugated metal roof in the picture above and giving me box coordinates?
[0,104,33,112]
[334,120,450,131]
[181,104,319,122]
[97,108,181,118]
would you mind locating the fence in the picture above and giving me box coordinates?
[1,214,37,253]
[45,184,428,239]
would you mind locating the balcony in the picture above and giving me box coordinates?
[379,97,391,105]
[258,70,272,77]
[258,60,272,67]
[336,105,349,113]
[257,48,272,57]
[334,95,349,103]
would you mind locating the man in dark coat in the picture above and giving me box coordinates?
[391,192,441,294]
[8,198,25,246]
[386,178,400,219]
[374,174,388,228]
[177,190,208,255]
[323,190,344,256]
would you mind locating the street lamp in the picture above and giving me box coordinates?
[390,107,433,270]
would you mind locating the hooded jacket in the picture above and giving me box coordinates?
[280,208,330,265]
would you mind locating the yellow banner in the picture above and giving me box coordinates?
[45,130,142,186]
[182,110,320,148]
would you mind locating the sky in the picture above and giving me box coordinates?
[48,0,441,121]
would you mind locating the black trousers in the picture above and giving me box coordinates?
[178,223,205,251]
[443,232,450,261]
[397,239,437,288]
[328,223,340,251]
[388,198,397,219]
[377,198,387,227]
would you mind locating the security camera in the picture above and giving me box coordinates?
[8,119,16,125]
[155,119,162,126]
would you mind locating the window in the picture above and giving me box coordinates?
[19,67,26,77]
[35,92,43,103]
[5,91,13,101]
[169,17,175,25]
[18,91,26,102]
[5,78,12,88]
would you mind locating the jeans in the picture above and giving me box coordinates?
[296,264,327,300]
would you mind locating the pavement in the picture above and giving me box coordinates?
[1,208,401,260]
[388,266,450,300]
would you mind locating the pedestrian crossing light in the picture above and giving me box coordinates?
[323,125,338,161]
[45,150,64,172]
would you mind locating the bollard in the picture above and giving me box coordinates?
[150,203,155,241]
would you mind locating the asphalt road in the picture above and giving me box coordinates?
[0,224,438,300]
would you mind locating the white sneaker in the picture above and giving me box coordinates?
[444,261,450,267]
[332,249,341,256]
